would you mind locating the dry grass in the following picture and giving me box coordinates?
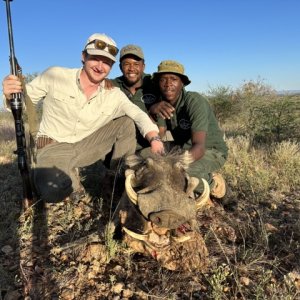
[0,97,300,299]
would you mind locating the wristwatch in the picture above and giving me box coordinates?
[149,136,162,143]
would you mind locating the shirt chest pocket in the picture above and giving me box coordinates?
[53,91,76,104]
[99,107,116,117]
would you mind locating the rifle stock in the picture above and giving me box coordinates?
[4,0,34,209]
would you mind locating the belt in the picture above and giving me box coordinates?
[36,135,56,149]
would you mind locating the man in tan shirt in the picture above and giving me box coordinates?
[2,33,164,203]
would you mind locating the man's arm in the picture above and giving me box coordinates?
[189,130,206,161]
[158,126,167,139]
[118,93,164,154]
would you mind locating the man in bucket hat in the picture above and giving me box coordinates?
[2,33,164,203]
[152,60,228,199]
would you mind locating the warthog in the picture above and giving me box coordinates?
[111,150,211,271]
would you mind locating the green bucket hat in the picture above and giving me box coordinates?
[152,60,191,86]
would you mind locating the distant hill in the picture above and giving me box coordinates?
[276,89,300,95]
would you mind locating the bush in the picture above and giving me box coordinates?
[247,95,300,145]
[207,85,238,124]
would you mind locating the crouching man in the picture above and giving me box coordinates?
[2,33,164,203]
[150,60,228,199]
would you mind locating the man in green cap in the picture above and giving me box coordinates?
[111,44,159,149]
[152,60,228,198]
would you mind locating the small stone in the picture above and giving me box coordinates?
[240,276,250,286]
[34,265,44,274]
[122,288,133,298]
[265,223,278,233]
[112,282,124,294]
[60,288,75,300]
[60,253,68,262]
[1,245,13,255]
[270,203,277,210]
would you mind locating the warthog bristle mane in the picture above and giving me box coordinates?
[166,147,194,170]
[125,147,194,170]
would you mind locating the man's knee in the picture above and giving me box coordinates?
[127,118,135,135]
[118,116,135,136]
[112,117,137,156]
[34,166,73,202]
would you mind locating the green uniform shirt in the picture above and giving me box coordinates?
[158,89,228,157]
[112,74,158,112]
[112,74,159,148]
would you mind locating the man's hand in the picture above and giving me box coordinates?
[149,101,175,119]
[146,133,165,154]
[150,139,165,155]
[2,74,22,100]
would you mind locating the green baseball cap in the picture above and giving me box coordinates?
[120,44,144,61]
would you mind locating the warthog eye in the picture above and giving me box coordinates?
[137,185,157,194]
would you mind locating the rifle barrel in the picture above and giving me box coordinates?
[4,0,34,209]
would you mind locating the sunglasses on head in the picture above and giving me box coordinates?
[85,39,119,57]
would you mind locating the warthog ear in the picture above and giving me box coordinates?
[126,154,143,168]
[145,157,154,167]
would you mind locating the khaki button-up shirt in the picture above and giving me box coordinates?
[20,66,158,143]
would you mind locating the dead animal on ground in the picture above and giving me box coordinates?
[111,150,211,272]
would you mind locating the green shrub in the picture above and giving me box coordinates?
[207,85,238,124]
[247,96,299,145]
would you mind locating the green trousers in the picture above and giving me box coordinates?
[34,116,136,202]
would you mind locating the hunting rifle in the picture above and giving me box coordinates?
[4,0,34,209]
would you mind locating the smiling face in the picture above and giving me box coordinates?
[82,52,113,84]
[158,73,184,106]
[120,55,145,87]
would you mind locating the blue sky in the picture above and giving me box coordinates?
[1,0,299,98]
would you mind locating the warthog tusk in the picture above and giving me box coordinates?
[125,169,139,187]
[123,226,148,241]
[125,173,138,205]
[171,235,191,243]
[195,178,210,210]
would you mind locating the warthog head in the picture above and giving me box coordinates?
[112,150,210,271]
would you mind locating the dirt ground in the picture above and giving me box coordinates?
[1,161,300,300]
